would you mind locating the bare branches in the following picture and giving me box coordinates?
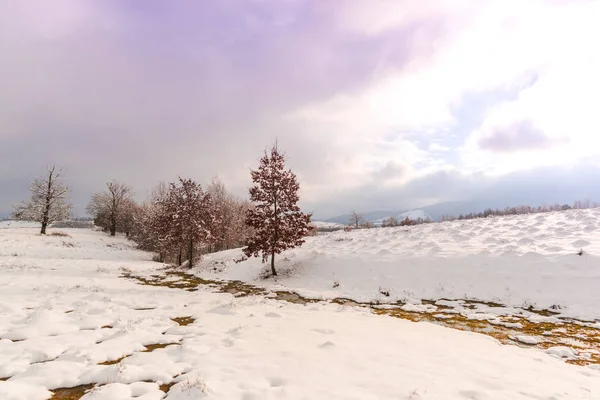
[349,211,364,229]
[87,180,134,236]
[12,165,72,234]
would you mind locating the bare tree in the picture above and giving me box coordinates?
[207,177,254,252]
[130,183,172,262]
[244,143,311,276]
[349,211,364,229]
[382,216,399,227]
[12,165,72,234]
[87,180,134,236]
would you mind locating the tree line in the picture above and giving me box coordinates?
[440,201,600,222]
[11,144,311,276]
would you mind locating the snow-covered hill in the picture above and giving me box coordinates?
[199,208,600,321]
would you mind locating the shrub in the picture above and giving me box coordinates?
[50,231,71,237]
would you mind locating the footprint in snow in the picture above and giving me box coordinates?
[458,390,489,400]
[312,328,335,335]
[572,239,590,248]
[268,377,286,387]
[265,312,281,318]
[319,341,336,349]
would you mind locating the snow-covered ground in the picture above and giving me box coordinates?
[1,225,600,399]
[199,208,600,321]
[0,221,44,229]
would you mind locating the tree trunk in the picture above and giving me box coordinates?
[177,248,183,266]
[271,251,277,276]
[40,222,47,235]
[188,239,194,268]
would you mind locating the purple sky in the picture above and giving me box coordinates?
[1,0,600,219]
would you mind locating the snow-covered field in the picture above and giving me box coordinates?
[200,208,600,321]
[1,222,600,399]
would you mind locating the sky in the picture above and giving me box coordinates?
[1,0,599,220]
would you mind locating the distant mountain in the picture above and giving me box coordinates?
[372,209,432,225]
[325,200,518,224]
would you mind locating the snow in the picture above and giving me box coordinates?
[1,225,600,399]
[199,208,600,320]
[514,335,541,345]
[546,346,579,359]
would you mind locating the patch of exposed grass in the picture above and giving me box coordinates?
[160,382,177,393]
[375,307,600,365]
[171,316,195,326]
[50,384,95,400]
[98,355,128,366]
[143,342,180,352]
[101,325,113,329]
[49,231,71,237]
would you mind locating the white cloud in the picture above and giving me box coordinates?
[461,0,600,174]
[290,0,600,187]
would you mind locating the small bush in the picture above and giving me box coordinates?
[379,287,391,297]
[333,281,340,288]
[50,231,71,237]
[234,255,248,264]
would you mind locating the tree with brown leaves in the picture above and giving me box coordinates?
[12,165,72,235]
[244,143,311,276]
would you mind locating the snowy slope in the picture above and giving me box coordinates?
[2,226,600,399]
[199,208,600,320]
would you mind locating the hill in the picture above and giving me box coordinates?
[199,208,600,322]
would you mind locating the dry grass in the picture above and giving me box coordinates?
[374,306,600,366]
[49,231,71,237]
[50,384,95,400]
[171,316,195,326]
[143,342,180,352]
[98,355,128,366]
[159,381,177,393]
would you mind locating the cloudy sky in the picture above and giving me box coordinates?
[1,0,599,219]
